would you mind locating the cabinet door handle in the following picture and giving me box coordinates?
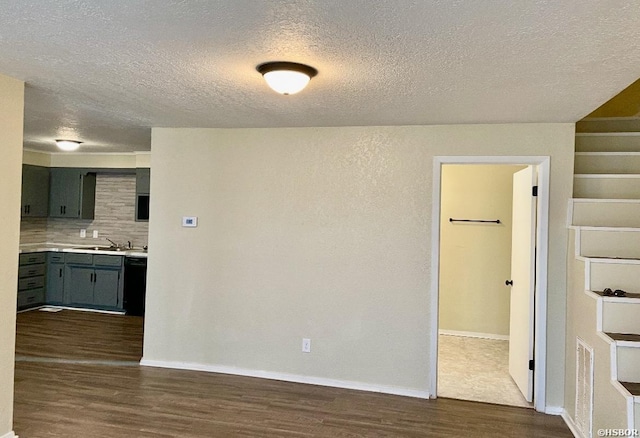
[93,272,97,283]
[59,268,63,278]
[63,205,66,214]
[60,206,63,214]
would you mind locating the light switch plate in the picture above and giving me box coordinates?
[182,216,198,227]
[92,230,99,238]
[80,229,86,238]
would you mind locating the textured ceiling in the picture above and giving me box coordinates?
[1,1,640,153]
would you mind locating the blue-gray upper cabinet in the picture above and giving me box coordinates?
[21,164,50,217]
[135,168,150,222]
[136,168,150,194]
[49,168,96,219]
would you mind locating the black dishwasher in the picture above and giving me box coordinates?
[123,257,147,316]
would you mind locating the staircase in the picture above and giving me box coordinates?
[566,133,640,436]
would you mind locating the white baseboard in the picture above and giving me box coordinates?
[1,431,17,438]
[560,409,582,438]
[545,406,564,415]
[438,329,509,341]
[140,358,430,399]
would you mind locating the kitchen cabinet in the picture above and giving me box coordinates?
[46,253,65,304]
[63,253,123,309]
[49,168,96,219]
[21,164,50,217]
[135,168,150,222]
[136,168,150,194]
[17,252,46,310]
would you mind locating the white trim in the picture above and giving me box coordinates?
[574,174,640,179]
[572,198,640,204]
[140,359,430,399]
[575,227,582,258]
[0,432,17,438]
[585,260,591,292]
[576,132,640,137]
[602,296,640,304]
[610,341,618,381]
[612,379,632,398]
[616,340,640,348]
[588,257,640,265]
[584,290,601,301]
[580,116,640,121]
[575,152,640,156]
[571,226,640,232]
[438,329,509,341]
[561,410,583,438]
[430,156,550,413]
[32,305,125,315]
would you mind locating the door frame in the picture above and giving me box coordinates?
[429,156,550,413]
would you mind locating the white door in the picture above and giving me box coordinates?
[508,166,537,402]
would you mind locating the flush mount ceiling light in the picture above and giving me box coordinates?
[257,61,318,95]
[55,139,82,151]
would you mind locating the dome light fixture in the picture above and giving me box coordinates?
[55,139,82,151]
[257,61,318,95]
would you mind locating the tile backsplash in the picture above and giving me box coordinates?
[20,173,149,248]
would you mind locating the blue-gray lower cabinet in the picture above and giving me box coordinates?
[66,266,95,305]
[63,253,124,310]
[93,269,120,307]
[46,253,65,304]
[18,252,46,310]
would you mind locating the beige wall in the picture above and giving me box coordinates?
[0,74,24,437]
[439,164,525,336]
[144,124,574,406]
[22,150,51,167]
[22,150,151,169]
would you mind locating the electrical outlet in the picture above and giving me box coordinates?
[302,338,311,353]
[92,230,99,238]
[80,229,86,238]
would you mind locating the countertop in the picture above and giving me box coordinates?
[19,243,148,258]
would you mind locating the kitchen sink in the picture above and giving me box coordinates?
[72,246,124,252]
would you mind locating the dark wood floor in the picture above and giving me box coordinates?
[13,309,573,437]
[16,308,143,361]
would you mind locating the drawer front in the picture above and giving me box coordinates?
[65,253,94,265]
[18,276,45,291]
[48,253,65,263]
[19,252,46,265]
[17,288,45,308]
[93,255,123,267]
[18,264,45,278]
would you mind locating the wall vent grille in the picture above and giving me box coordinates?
[576,337,594,438]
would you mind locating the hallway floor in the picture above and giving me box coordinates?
[437,334,532,408]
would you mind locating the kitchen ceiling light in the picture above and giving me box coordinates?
[257,62,318,95]
[55,139,82,151]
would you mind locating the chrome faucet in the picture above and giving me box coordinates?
[105,237,119,248]
[127,240,132,249]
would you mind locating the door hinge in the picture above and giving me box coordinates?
[529,359,535,371]
[532,186,538,197]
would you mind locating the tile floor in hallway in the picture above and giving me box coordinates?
[437,334,532,408]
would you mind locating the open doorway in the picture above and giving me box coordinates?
[437,164,530,407]
[430,156,550,413]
